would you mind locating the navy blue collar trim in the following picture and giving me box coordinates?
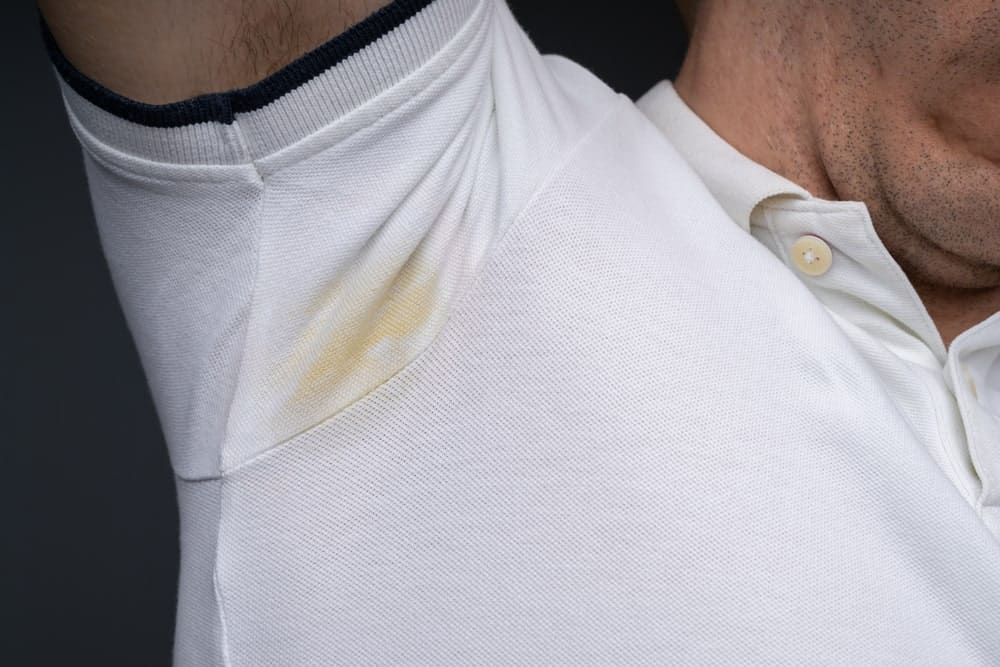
[41,0,435,128]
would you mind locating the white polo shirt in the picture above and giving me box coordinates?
[49,0,1000,664]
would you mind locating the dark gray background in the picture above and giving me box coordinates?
[6,2,687,664]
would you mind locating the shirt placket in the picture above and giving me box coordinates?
[753,199,996,522]
[948,318,1000,538]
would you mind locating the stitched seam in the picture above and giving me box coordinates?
[209,119,261,667]
[963,394,990,515]
[215,123,266,478]
[952,326,999,513]
[68,129,251,184]
[913,361,981,505]
[212,477,234,667]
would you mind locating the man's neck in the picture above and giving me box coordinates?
[673,5,836,201]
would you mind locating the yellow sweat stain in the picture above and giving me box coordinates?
[284,257,442,413]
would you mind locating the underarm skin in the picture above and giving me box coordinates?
[37,0,392,104]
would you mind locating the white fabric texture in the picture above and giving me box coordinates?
[55,0,1000,664]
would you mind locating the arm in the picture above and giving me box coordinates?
[37,0,392,104]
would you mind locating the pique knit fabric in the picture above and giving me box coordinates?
[49,0,1000,665]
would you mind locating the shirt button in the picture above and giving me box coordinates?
[790,235,833,276]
